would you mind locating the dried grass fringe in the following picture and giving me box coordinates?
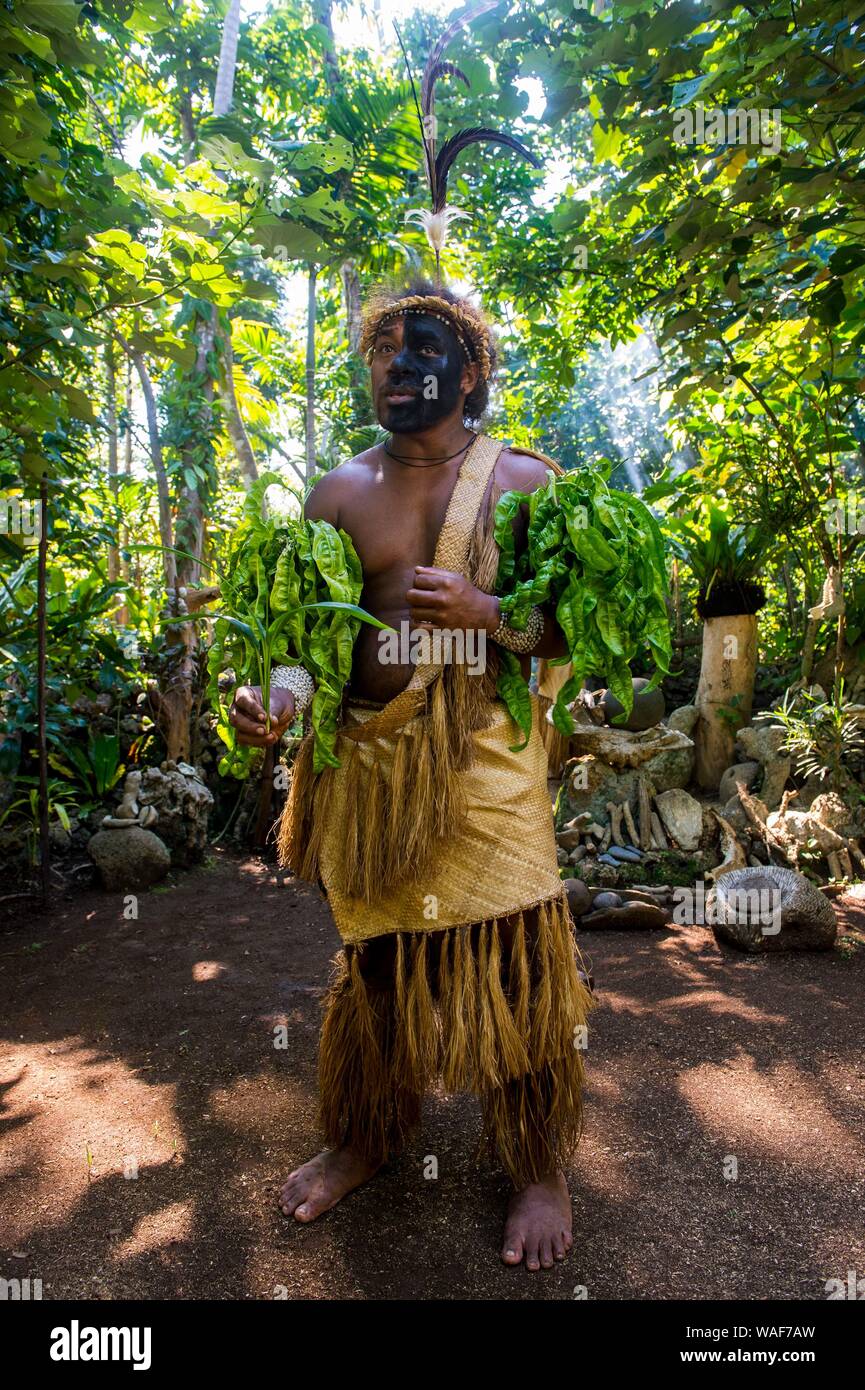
[536,693,573,779]
[317,893,595,1187]
[277,472,506,899]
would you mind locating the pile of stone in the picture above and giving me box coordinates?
[555,702,706,854]
[562,877,672,931]
[87,760,213,892]
[712,709,865,884]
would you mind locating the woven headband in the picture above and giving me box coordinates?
[360,293,494,382]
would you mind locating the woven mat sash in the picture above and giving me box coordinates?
[341,433,504,743]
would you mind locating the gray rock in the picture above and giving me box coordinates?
[708,866,836,953]
[138,763,213,865]
[718,761,760,804]
[581,902,669,931]
[597,853,620,866]
[667,704,699,736]
[49,821,72,851]
[654,788,704,851]
[599,680,665,730]
[568,845,588,865]
[561,757,639,824]
[564,877,593,917]
[644,742,695,791]
[556,828,583,851]
[88,826,171,892]
[607,845,642,862]
[720,795,749,834]
[738,725,791,810]
[811,791,855,836]
[592,891,622,909]
[579,860,620,888]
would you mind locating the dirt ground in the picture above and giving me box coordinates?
[1,850,863,1302]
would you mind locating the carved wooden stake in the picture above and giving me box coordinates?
[622,799,639,847]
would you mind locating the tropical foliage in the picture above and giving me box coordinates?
[2,0,865,889]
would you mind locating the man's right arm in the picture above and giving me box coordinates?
[303,467,343,527]
[229,466,345,746]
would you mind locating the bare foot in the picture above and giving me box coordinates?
[278,1147,380,1223]
[501,1170,573,1270]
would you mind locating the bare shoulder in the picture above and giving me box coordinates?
[494,444,557,496]
[304,447,382,524]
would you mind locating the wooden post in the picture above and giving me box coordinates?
[693,614,758,791]
[37,475,50,906]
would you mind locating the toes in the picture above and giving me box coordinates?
[563,1228,573,1251]
[294,1192,332,1224]
[524,1238,541,1272]
[552,1232,566,1262]
[278,1172,311,1216]
[539,1237,554,1270]
[501,1233,525,1266]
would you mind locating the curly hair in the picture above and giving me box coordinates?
[360,276,499,424]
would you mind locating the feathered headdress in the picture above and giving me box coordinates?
[396,1,542,281]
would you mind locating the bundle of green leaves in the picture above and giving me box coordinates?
[207,476,375,776]
[493,464,672,747]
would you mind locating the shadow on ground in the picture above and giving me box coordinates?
[1,850,863,1300]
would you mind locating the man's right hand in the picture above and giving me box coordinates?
[228,685,296,746]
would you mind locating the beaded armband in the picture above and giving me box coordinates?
[490,604,544,654]
[271,664,315,714]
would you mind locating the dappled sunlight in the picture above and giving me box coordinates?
[0,1038,180,1245]
[677,1056,862,1171]
[112,1200,195,1262]
[208,1072,309,1135]
[596,986,785,1029]
[192,960,227,982]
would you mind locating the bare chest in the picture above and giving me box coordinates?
[337,465,464,581]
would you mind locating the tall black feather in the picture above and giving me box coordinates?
[420,0,500,209]
[396,1,542,279]
[433,127,542,212]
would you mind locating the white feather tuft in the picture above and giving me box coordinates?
[405,205,470,254]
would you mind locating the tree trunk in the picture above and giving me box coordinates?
[37,474,50,905]
[165,320,213,764]
[341,258,362,353]
[159,0,243,762]
[105,344,120,589]
[206,3,259,485]
[312,0,341,93]
[118,337,174,591]
[117,357,132,625]
[693,614,758,792]
[213,0,242,116]
[117,336,197,761]
[217,325,258,488]
[305,264,318,481]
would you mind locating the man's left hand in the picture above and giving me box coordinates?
[406,566,500,633]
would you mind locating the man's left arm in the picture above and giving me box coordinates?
[405,448,568,659]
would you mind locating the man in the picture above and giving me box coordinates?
[229,278,593,1272]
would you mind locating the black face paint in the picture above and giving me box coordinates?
[373,313,468,434]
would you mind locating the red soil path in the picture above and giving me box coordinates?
[1,851,863,1301]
